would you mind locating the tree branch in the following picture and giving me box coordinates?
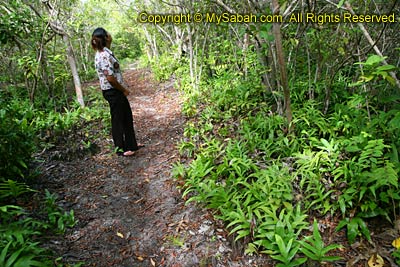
[213,0,236,13]
[322,0,347,11]
[344,1,400,89]
[159,0,184,9]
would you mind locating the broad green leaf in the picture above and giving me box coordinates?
[337,0,345,8]
[365,55,385,66]
[356,218,371,241]
[0,205,24,213]
[386,76,396,85]
[0,242,12,264]
[5,247,24,267]
[376,65,396,72]
[336,218,348,231]
[347,219,360,243]
[275,234,288,257]
[322,244,344,255]
[259,30,274,42]
[345,145,361,153]
[320,138,331,149]
[300,243,318,260]
[14,255,45,267]
[235,230,251,241]
[323,255,343,261]
[312,220,324,249]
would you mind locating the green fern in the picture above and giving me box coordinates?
[0,180,35,200]
[300,219,343,262]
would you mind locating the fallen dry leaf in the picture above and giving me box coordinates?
[368,253,384,267]
[150,258,156,266]
[392,237,400,249]
[117,232,124,238]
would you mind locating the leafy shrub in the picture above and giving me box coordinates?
[0,85,106,266]
[392,249,400,265]
[174,45,400,265]
[0,189,77,266]
[149,52,182,81]
[0,205,52,267]
[44,190,76,234]
[0,106,36,181]
[300,219,343,264]
[113,31,143,63]
[0,180,35,201]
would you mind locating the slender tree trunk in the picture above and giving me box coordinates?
[187,23,195,86]
[272,0,293,128]
[243,33,249,79]
[79,39,87,73]
[141,26,156,61]
[40,1,85,107]
[174,25,183,59]
[254,39,273,92]
[197,24,210,85]
[63,34,84,107]
[152,35,159,59]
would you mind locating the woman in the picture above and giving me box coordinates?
[91,27,140,156]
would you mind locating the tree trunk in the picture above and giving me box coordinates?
[63,34,84,107]
[271,0,293,128]
[142,26,159,61]
[187,23,195,86]
[40,1,85,107]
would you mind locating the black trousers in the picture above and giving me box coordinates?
[102,89,138,152]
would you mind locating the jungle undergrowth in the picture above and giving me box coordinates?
[170,54,400,265]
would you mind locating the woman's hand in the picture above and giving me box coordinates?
[106,75,130,96]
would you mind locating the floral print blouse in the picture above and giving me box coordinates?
[95,47,124,91]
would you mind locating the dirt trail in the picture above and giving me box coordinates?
[38,68,269,267]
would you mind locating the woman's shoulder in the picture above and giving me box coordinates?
[96,49,110,55]
[104,47,114,55]
[96,49,111,60]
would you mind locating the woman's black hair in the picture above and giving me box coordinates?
[91,27,107,50]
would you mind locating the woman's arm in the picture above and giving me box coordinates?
[106,75,130,96]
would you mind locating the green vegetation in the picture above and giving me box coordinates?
[155,1,399,264]
[0,87,109,265]
[1,1,124,264]
[171,51,399,263]
[300,220,343,264]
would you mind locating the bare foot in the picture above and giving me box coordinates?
[123,150,135,156]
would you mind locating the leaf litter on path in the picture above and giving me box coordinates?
[36,68,271,266]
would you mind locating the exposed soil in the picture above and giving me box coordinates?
[36,68,265,267]
[36,68,399,267]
